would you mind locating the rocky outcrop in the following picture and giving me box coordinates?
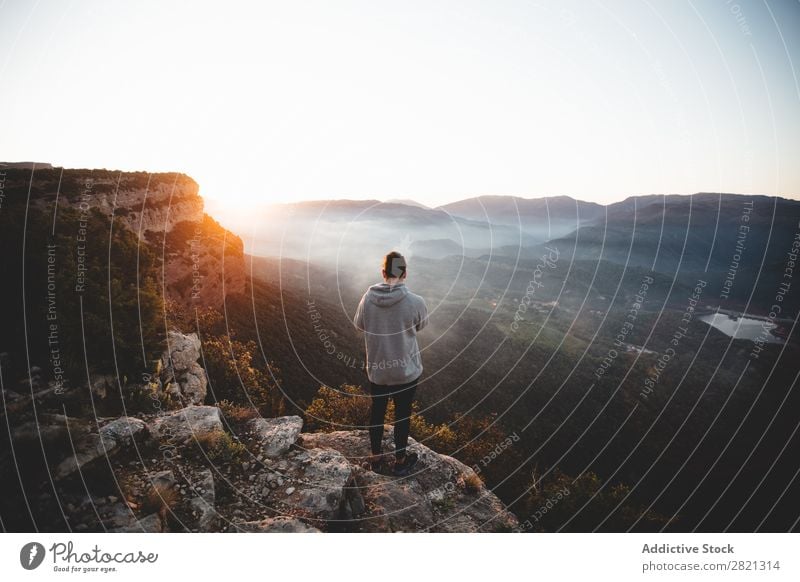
[300,430,519,532]
[25,170,205,239]
[159,331,208,405]
[41,406,517,533]
[148,405,222,445]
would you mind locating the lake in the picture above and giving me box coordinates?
[699,313,784,344]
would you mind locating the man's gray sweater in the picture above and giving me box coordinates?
[353,282,429,386]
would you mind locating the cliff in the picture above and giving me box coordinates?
[0,165,245,309]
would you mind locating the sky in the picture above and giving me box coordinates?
[1,0,799,208]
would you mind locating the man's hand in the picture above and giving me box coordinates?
[416,298,429,331]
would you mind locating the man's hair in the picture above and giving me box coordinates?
[382,251,407,279]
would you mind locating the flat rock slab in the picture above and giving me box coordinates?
[353,471,434,532]
[254,447,352,523]
[245,415,303,458]
[149,405,222,445]
[54,417,148,480]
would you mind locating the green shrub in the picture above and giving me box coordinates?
[196,429,247,463]
[202,333,285,418]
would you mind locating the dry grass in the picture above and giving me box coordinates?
[195,429,247,463]
[141,482,180,531]
[142,483,180,513]
[461,472,483,495]
[218,399,260,424]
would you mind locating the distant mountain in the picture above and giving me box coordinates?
[438,195,605,240]
[545,192,800,313]
[551,192,797,269]
[408,238,466,259]
[251,199,538,264]
[246,192,800,315]
[384,198,430,209]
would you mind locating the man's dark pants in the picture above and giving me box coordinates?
[368,376,418,458]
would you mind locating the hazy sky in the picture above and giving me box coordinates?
[1,0,798,207]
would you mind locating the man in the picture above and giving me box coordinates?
[353,251,429,476]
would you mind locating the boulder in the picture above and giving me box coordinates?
[149,405,222,445]
[230,516,321,533]
[54,417,148,480]
[160,331,207,405]
[100,417,149,447]
[245,415,303,458]
[181,362,207,404]
[149,469,177,490]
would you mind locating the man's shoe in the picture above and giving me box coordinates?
[392,452,419,477]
